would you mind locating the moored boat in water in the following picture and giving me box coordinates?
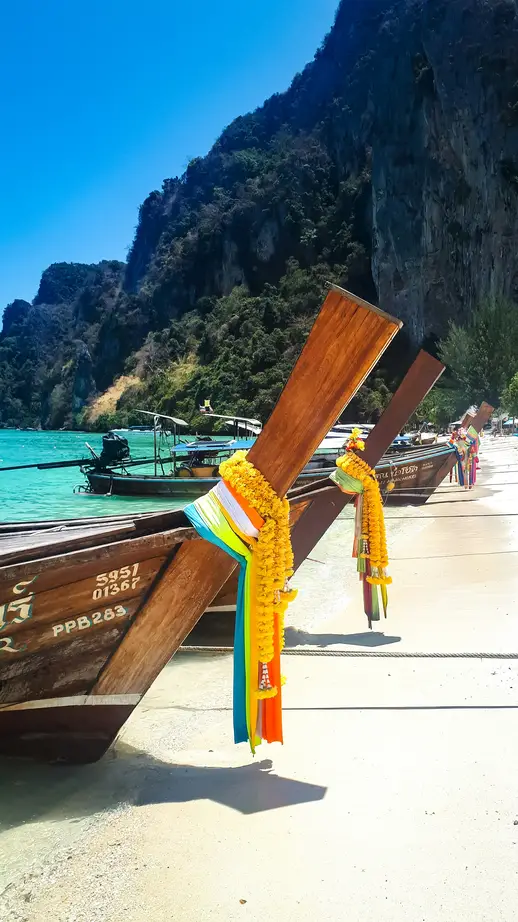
[83,432,459,504]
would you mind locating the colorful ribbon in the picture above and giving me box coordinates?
[450,425,480,489]
[329,441,391,629]
[184,462,295,752]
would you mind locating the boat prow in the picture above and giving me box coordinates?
[0,285,403,763]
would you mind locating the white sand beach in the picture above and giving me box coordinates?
[3,436,518,922]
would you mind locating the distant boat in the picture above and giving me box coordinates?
[84,436,455,504]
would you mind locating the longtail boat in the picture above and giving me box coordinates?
[289,398,493,572]
[79,401,482,505]
[0,337,492,763]
[0,286,404,764]
[81,437,448,500]
[83,448,339,497]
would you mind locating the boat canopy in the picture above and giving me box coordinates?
[135,409,188,426]
[201,412,261,426]
[201,413,262,435]
[169,438,255,455]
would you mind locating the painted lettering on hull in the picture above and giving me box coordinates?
[0,576,37,654]
[92,564,140,601]
[0,637,22,653]
[52,605,129,638]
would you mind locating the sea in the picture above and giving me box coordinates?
[0,429,190,522]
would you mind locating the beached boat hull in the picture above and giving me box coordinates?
[0,509,194,761]
[0,383,491,764]
[376,443,456,503]
[0,286,403,763]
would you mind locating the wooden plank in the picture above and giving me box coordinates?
[0,527,195,593]
[92,286,402,699]
[290,349,445,569]
[0,523,137,565]
[0,550,169,707]
[0,703,135,763]
[4,598,140,659]
[0,508,183,532]
[0,626,129,706]
[1,558,162,640]
[246,286,402,494]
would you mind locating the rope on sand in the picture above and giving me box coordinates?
[179,646,518,659]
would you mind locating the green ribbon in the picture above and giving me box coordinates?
[329,468,363,493]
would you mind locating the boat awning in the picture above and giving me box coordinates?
[135,409,188,426]
[169,438,256,455]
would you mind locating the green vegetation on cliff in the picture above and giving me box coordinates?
[0,108,378,430]
[3,0,518,430]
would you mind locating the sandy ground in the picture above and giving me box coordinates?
[2,436,518,921]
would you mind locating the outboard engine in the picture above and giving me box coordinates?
[98,432,130,468]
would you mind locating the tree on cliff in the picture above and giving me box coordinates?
[500,371,518,421]
[438,299,518,410]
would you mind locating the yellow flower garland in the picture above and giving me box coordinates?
[219,451,296,669]
[335,449,391,587]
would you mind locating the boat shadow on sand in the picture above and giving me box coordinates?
[0,746,327,832]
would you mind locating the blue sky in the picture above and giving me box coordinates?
[1,0,339,311]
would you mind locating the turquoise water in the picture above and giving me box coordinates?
[0,430,189,522]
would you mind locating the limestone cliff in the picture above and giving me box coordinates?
[2,0,518,428]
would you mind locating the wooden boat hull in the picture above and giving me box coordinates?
[0,286,403,763]
[86,443,454,504]
[376,443,455,503]
[1,398,490,764]
[0,498,316,761]
[0,700,134,763]
[0,509,196,761]
[85,468,328,498]
[0,433,448,763]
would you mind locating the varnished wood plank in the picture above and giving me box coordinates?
[0,508,187,532]
[1,558,162,640]
[361,352,445,468]
[92,540,235,695]
[247,286,401,494]
[0,557,166,635]
[5,598,140,658]
[92,287,401,698]
[290,349,445,569]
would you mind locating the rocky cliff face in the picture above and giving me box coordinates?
[2,0,518,428]
[125,0,518,340]
[363,0,518,340]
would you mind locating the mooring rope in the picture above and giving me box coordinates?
[179,646,518,659]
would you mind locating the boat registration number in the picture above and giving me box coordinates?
[92,564,140,600]
[52,605,129,637]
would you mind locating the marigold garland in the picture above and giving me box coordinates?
[332,429,391,627]
[219,450,296,687]
[184,450,297,751]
